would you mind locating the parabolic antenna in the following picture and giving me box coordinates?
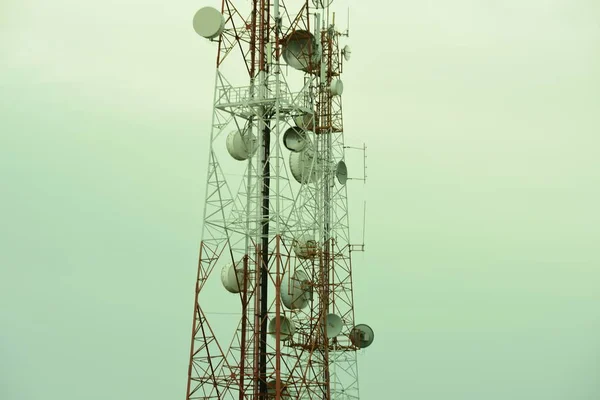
[293,236,317,259]
[294,112,315,131]
[267,380,290,399]
[282,30,320,71]
[289,150,320,184]
[192,7,225,39]
[335,161,348,185]
[350,324,374,349]
[268,316,296,341]
[325,313,343,338]
[226,129,258,161]
[329,79,344,96]
[281,270,311,310]
[312,0,334,8]
[342,45,352,61]
[220,263,246,293]
[283,127,308,152]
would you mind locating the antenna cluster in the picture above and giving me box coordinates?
[185,1,373,399]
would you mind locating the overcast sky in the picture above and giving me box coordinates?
[1,0,599,399]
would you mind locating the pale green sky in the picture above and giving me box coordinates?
[1,1,599,399]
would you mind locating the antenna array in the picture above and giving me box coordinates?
[187,1,374,399]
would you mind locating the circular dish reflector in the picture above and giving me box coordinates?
[226,129,258,161]
[282,30,320,71]
[283,127,307,152]
[329,79,344,96]
[312,0,334,8]
[267,380,290,399]
[293,236,318,259]
[294,112,315,130]
[289,150,320,184]
[220,263,245,293]
[342,45,352,61]
[192,7,225,39]
[268,316,296,341]
[350,324,374,349]
[281,270,311,310]
[325,313,343,338]
[335,161,348,185]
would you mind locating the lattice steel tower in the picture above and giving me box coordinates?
[186,1,374,399]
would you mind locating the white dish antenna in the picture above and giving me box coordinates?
[282,30,320,71]
[283,127,308,152]
[312,0,334,8]
[342,45,352,61]
[293,236,318,259]
[335,161,348,185]
[192,7,225,39]
[220,263,245,293]
[325,313,343,338]
[350,324,374,348]
[226,129,258,160]
[281,270,311,310]
[268,316,296,341]
[294,112,315,131]
[329,79,344,96]
[289,150,320,184]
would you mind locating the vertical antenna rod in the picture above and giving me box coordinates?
[258,1,270,398]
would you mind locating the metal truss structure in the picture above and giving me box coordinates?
[185,1,372,399]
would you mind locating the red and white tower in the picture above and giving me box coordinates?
[186,1,374,399]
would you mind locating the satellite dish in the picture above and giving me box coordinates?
[329,79,344,96]
[289,150,320,184]
[268,316,296,341]
[267,380,290,399]
[312,0,334,8]
[281,270,311,310]
[226,129,258,160]
[192,7,225,39]
[293,236,318,259]
[294,112,315,131]
[282,30,320,71]
[350,324,374,349]
[325,313,343,338]
[220,263,245,293]
[342,45,352,61]
[335,161,348,185]
[283,127,308,152]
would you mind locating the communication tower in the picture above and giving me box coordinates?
[186,1,374,399]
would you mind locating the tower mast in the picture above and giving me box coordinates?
[187,1,374,399]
